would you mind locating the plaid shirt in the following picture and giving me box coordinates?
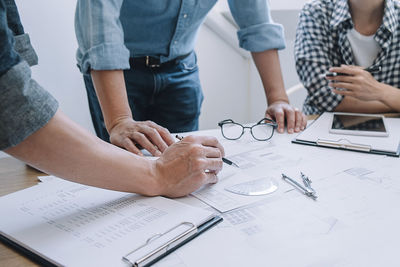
[295,0,400,115]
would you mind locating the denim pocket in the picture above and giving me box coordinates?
[180,52,198,72]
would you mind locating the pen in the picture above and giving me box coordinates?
[365,65,381,73]
[282,173,317,200]
[175,135,239,168]
[325,65,381,77]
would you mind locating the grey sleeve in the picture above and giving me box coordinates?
[14,33,38,66]
[0,61,58,150]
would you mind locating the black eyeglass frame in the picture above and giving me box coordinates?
[218,118,278,141]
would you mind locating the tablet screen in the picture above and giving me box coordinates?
[331,114,387,132]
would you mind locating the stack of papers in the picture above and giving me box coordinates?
[0,178,219,267]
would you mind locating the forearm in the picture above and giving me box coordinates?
[335,96,392,113]
[379,84,400,112]
[251,50,289,104]
[5,110,159,195]
[91,69,132,132]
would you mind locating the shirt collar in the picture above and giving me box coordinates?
[330,0,398,33]
[380,0,398,34]
[330,0,352,29]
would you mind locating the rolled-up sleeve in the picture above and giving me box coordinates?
[75,0,130,74]
[0,0,58,150]
[0,62,59,150]
[228,0,286,52]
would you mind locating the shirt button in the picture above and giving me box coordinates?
[183,14,188,18]
[174,41,178,45]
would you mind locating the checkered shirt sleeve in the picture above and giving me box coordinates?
[294,2,344,115]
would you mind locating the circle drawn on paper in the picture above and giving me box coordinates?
[224,177,278,196]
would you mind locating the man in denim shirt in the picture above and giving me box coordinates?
[75,0,308,157]
[0,0,224,197]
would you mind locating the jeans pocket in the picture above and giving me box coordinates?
[180,52,198,72]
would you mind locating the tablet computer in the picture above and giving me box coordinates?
[329,113,389,137]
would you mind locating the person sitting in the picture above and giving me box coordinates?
[295,0,400,115]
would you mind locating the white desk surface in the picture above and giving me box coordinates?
[1,121,399,267]
[156,125,400,267]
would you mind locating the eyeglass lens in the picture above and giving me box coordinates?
[251,124,274,140]
[221,123,243,140]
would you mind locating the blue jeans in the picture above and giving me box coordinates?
[83,52,203,142]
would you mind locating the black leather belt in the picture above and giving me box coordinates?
[130,53,191,68]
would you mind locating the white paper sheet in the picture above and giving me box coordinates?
[0,179,215,267]
[157,165,400,267]
[192,137,383,212]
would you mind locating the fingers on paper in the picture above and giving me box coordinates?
[274,109,285,133]
[284,107,295,134]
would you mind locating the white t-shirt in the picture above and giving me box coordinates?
[347,28,381,68]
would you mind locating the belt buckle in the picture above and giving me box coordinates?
[145,56,160,68]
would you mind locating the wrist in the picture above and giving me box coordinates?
[268,98,289,106]
[378,83,400,111]
[378,83,395,103]
[137,158,162,196]
[375,82,386,102]
[266,91,289,105]
[148,159,168,196]
[106,114,133,133]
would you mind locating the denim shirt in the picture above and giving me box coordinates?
[75,0,286,74]
[0,0,58,150]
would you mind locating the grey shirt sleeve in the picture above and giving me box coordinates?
[0,60,58,150]
[14,33,38,66]
[0,1,58,150]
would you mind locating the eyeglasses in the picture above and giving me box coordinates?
[218,118,278,141]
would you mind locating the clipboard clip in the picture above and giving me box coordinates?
[122,222,197,267]
[316,138,371,152]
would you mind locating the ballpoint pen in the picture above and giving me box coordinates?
[282,173,317,200]
[325,65,381,77]
[175,135,239,168]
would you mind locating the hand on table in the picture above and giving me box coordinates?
[266,101,307,134]
[327,65,383,101]
[153,135,224,198]
[109,117,175,156]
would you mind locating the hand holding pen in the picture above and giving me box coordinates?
[176,135,239,168]
[326,65,385,102]
[154,135,225,197]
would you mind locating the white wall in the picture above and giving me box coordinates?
[196,26,250,130]
[16,0,94,133]
[268,0,310,10]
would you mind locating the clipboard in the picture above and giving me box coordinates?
[123,216,222,267]
[0,233,58,267]
[0,178,223,267]
[292,112,400,157]
[0,216,222,267]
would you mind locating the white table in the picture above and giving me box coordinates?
[156,126,400,267]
